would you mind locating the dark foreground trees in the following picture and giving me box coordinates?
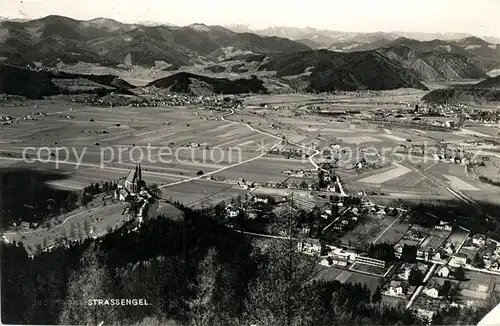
[0,203,495,325]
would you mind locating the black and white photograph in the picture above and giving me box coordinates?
[1,0,500,325]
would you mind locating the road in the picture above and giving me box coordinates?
[399,160,496,223]
[406,263,438,309]
[222,109,348,196]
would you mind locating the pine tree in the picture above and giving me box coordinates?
[372,285,382,304]
[472,252,485,268]
[187,248,220,326]
[83,219,91,237]
[69,222,77,239]
[59,244,116,325]
[244,207,322,326]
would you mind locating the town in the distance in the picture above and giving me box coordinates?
[1,11,500,326]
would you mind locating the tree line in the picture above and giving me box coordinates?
[1,202,493,325]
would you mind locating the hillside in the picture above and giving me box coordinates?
[377,45,488,81]
[146,72,267,95]
[453,36,500,71]
[0,64,135,98]
[0,16,309,68]
[475,76,500,88]
[258,49,428,92]
[328,36,498,78]
[422,87,500,104]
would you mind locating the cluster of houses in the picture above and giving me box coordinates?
[0,115,14,125]
[21,111,47,121]
[224,195,275,220]
[463,234,500,271]
[270,148,304,159]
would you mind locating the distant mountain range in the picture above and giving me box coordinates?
[1,15,499,94]
[0,15,309,68]
[226,25,500,47]
[225,25,500,74]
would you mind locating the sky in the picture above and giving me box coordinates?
[1,0,500,37]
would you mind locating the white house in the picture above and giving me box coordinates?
[444,244,455,256]
[388,281,406,296]
[435,221,452,232]
[424,287,440,299]
[472,234,487,247]
[226,206,240,218]
[398,267,411,281]
[489,260,500,271]
[331,257,348,267]
[297,239,321,255]
[437,266,451,278]
[451,254,468,266]
[254,196,269,204]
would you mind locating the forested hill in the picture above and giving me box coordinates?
[1,203,492,325]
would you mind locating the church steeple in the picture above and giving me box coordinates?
[138,163,142,182]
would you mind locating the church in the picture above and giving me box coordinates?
[124,164,145,194]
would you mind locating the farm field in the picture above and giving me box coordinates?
[160,180,243,205]
[212,155,313,183]
[188,186,249,209]
[243,94,324,105]
[464,124,500,138]
[357,163,412,184]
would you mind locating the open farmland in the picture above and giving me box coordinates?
[357,163,412,184]
[160,179,247,205]
[212,154,313,183]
